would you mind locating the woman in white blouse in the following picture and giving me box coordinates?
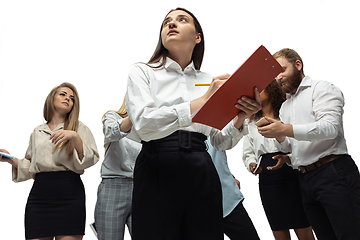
[0,82,99,240]
[126,7,261,240]
[242,80,315,240]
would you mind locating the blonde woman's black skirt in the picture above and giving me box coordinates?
[25,171,86,239]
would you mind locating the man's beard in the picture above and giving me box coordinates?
[280,68,302,94]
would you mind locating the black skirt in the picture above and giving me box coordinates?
[258,152,310,231]
[25,171,86,239]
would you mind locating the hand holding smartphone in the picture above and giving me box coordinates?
[255,117,270,127]
[0,151,15,160]
[249,161,262,175]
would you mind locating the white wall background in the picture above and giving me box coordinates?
[0,0,359,239]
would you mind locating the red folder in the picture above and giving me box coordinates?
[192,45,283,130]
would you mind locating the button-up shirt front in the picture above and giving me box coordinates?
[126,57,244,150]
[13,121,99,182]
[243,120,281,172]
[276,76,348,167]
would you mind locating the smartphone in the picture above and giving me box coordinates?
[0,151,15,160]
[252,163,261,174]
[90,222,97,237]
[255,117,270,127]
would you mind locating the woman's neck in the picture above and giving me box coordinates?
[261,100,276,119]
[48,113,66,130]
[167,48,193,71]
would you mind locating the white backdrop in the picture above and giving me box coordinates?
[0,1,359,239]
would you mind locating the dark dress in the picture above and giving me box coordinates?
[258,152,310,231]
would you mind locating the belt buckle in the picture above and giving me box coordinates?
[179,131,191,151]
[299,166,307,174]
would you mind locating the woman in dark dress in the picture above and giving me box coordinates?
[243,81,315,240]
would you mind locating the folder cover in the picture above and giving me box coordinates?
[192,45,283,130]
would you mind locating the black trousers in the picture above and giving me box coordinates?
[132,131,223,240]
[299,155,360,240]
[223,201,260,240]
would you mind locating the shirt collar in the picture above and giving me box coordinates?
[39,122,65,134]
[286,75,312,99]
[164,57,196,74]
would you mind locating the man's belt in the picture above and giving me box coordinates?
[298,154,345,174]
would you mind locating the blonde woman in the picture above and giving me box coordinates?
[94,97,141,240]
[0,82,99,240]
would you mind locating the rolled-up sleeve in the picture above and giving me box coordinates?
[103,112,129,145]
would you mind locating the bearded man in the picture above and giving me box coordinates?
[258,48,360,240]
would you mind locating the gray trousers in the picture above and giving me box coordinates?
[94,178,133,240]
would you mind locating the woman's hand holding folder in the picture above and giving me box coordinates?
[190,74,230,115]
[233,87,262,129]
[191,73,261,131]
